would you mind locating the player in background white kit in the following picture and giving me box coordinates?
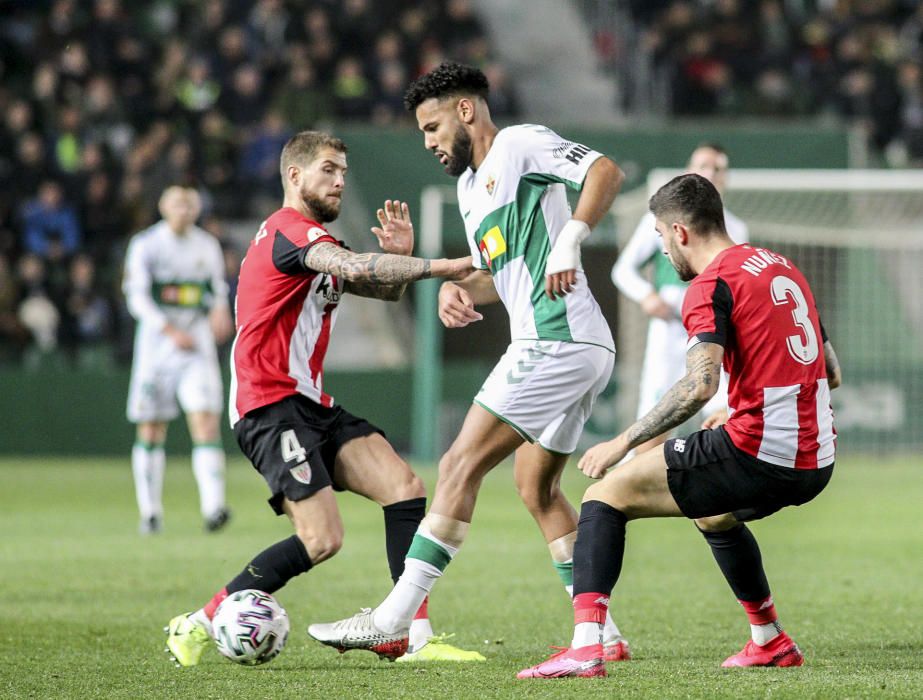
[123,186,234,535]
[611,144,748,453]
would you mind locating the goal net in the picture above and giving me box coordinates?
[611,169,923,455]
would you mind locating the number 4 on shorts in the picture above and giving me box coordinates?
[280,429,307,463]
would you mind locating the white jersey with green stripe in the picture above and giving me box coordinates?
[457,124,614,351]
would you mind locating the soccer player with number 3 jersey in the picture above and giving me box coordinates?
[518,173,842,678]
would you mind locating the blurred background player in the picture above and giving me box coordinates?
[611,144,749,452]
[123,186,233,535]
[165,131,482,667]
[309,62,632,662]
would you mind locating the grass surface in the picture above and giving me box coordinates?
[1,455,921,699]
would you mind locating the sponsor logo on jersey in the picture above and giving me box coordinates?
[486,174,496,195]
[478,226,507,270]
[316,274,340,303]
[552,141,575,159]
[307,226,327,243]
[289,462,313,485]
[673,439,686,453]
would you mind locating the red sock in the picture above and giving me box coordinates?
[203,587,229,620]
[573,592,609,625]
[739,595,777,625]
[413,596,429,621]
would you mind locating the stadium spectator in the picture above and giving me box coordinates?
[59,252,113,363]
[271,60,334,129]
[16,253,60,354]
[20,181,82,260]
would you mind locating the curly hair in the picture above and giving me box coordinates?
[403,62,490,111]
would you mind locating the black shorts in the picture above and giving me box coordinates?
[664,427,833,522]
[234,394,384,515]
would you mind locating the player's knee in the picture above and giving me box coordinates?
[295,528,343,564]
[583,477,632,515]
[437,449,483,494]
[694,513,739,532]
[386,473,426,504]
[516,479,558,514]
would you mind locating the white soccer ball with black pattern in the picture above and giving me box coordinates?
[212,590,290,665]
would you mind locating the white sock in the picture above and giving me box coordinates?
[132,443,165,519]
[572,622,603,649]
[190,608,214,636]
[566,584,623,643]
[374,525,460,634]
[751,621,782,646]
[192,445,226,518]
[409,618,434,650]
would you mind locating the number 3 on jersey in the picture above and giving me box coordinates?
[770,275,819,365]
[280,429,307,463]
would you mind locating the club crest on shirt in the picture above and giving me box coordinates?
[307,226,327,242]
[485,174,496,195]
[289,461,312,485]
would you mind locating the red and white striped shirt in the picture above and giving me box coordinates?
[229,207,342,426]
[683,244,836,469]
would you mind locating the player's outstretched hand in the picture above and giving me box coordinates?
[438,282,483,328]
[372,200,414,256]
[702,408,729,429]
[578,436,628,479]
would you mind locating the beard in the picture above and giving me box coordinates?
[302,189,341,223]
[445,124,473,177]
[667,242,696,281]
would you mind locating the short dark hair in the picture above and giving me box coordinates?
[403,62,489,111]
[280,131,347,179]
[649,174,726,236]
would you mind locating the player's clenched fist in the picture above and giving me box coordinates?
[438,282,483,328]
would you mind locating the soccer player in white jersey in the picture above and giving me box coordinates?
[612,144,749,453]
[123,186,233,535]
[309,62,632,662]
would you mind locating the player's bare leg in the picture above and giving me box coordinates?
[519,448,678,678]
[186,410,229,532]
[133,421,167,534]
[695,513,803,668]
[309,405,522,657]
[513,443,630,661]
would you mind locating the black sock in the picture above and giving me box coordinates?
[383,497,426,582]
[226,535,312,595]
[699,524,770,602]
[573,500,628,596]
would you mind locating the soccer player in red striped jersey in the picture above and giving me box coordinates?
[164,131,483,667]
[519,173,842,678]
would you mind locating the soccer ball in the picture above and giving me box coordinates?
[212,589,290,666]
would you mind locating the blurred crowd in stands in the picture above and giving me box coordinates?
[0,0,515,364]
[591,0,923,163]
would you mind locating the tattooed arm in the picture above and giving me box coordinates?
[303,242,472,286]
[578,341,724,478]
[823,339,842,389]
[342,280,407,301]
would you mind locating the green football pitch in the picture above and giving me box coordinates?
[1,455,920,699]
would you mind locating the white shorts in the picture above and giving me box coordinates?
[127,349,223,423]
[475,340,615,454]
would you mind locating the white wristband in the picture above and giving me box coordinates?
[545,220,591,275]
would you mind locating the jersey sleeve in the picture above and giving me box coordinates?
[611,212,661,303]
[682,275,734,349]
[122,235,168,330]
[271,221,339,275]
[511,125,604,191]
